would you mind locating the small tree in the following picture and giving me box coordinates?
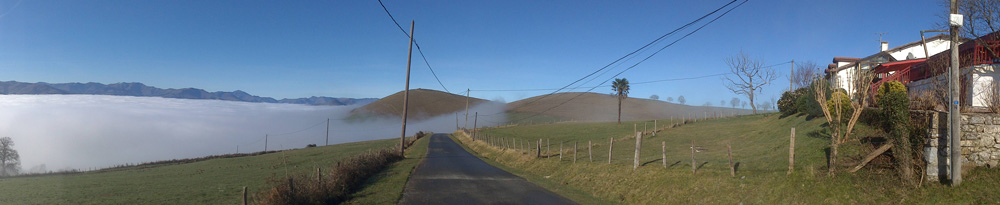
[666,96,674,103]
[878,81,915,185]
[730,97,740,108]
[677,95,686,105]
[741,101,747,109]
[724,51,778,114]
[612,78,630,124]
[704,101,713,107]
[0,137,20,177]
[792,61,821,89]
[650,95,660,100]
[814,67,873,176]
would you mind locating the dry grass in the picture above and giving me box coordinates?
[254,133,427,204]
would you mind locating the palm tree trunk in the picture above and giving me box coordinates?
[617,97,622,124]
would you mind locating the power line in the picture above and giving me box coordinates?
[509,0,747,123]
[473,72,731,92]
[509,0,742,111]
[377,0,451,93]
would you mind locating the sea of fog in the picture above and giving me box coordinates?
[0,95,505,173]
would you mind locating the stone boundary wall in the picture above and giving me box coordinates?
[914,111,1000,182]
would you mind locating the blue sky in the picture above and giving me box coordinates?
[0,0,948,106]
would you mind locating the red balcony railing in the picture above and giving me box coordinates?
[974,41,1000,65]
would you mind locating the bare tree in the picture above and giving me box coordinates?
[704,101,713,107]
[730,97,741,108]
[720,100,726,107]
[677,95,686,105]
[741,101,747,109]
[792,61,820,89]
[666,96,674,103]
[0,137,20,177]
[814,67,874,176]
[937,0,1000,59]
[724,52,779,114]
[650,94,660,100]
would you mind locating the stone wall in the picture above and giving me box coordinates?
[916,111,1000,182]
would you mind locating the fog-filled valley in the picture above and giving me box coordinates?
[0,95,506,173]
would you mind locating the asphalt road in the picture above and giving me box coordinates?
[399,133,577,205]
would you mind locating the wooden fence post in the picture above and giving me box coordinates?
[513,138,516,151]
[589,140,593,162]
[691,140,697,174]
[609,137,614,164]
[633,132,642,171]
[662,141,667,168]
[537,139,542,158]
[242,186,247,205]
[559,142,563,161]
[653,120,657,136]
[317,168,322,182]
[788,127,796,175]
[728,141,735,177]
[644,122,647,136]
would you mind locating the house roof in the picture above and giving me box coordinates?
[872,59,926,74]
[826,35,955,74]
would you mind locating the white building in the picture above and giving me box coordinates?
[825,34,953,95]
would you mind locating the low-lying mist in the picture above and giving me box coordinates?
[0,95,506,173]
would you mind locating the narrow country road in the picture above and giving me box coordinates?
[399,133,577,205]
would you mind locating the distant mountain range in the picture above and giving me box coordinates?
[0,81,377,106]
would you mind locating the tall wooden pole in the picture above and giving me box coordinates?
[400,20,415,156]
[465,89,470,130]
[790,60,795,91]
[325,118,330,146]
[633,132,642,171]
[948,0,962,186]
[788,127,796,175]
[473,112,478,141]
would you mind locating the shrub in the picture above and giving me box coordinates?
[826,91,852,118]
[796,86,825,118]
[876,81,907,102]
[877,84,915,185]
[255,148,403,204]
[778,90,801,116]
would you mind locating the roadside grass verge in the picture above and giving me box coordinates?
[458,113,1000,203]
[0,138,405,204]
[344,133,431,204]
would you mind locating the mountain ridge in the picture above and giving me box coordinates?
[0,81,376,106]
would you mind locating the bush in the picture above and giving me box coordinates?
[876,84,916,185]
[255,148,403,204]
[876,81,907,102]
[778,90,802,116]
[796,86,825,118]
[827,91,853,118]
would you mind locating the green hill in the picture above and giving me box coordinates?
[350,89,492,121]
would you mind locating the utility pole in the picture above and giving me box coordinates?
[325,118,330,146]
[790,60,795,91]
[473,112,478,141]
[400,20,415,156]
[948,0,962,186]
[465,89,470,130]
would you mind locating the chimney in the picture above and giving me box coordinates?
[880,41,888,52]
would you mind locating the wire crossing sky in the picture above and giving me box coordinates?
[0,0,947,106]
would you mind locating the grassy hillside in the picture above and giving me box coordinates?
[0,138,427,204]
[457,114,1000,204]
[506,92,752,123]
[350,89,492,121]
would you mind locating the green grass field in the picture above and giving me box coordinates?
[0,136,429,204]
[458,113,1000,204]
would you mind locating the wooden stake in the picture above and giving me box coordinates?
[609,137,614,164]
[788,127,796,175]
[547,139,551,158]
[691,140,697,174]
[242,186,247,205]
[728,141,735,177]
[574,142,578,163]
[589,140,593,162]
[317,167,322,182]
[536,139,542,158]
[654,120,657,136]
[559,142,563,161]
[662,141,667,168]
[633,132,642,171]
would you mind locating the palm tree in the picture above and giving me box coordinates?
[611,78,630,124]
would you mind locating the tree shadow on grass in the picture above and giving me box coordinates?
[697,161,709,170]
[668,161,682,167]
